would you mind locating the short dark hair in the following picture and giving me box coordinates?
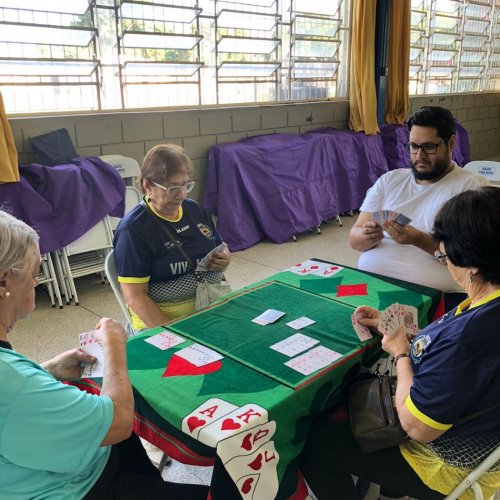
[408,106,456,143]
[432,187,500,285]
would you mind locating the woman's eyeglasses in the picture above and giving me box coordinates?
[152,180,195,196]
[405,139,446,155]
[434,249,448,265]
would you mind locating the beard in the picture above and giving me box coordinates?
[411,157,450,181]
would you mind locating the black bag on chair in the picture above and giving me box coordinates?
[349,375,409,453]
[29,128,77,166]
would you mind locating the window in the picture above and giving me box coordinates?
[0,0,350,114]
[409,0,500,95]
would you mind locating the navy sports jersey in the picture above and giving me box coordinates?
[407,291,500,440]
[114,198,222,286]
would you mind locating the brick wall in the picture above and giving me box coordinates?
[8,92,499,202]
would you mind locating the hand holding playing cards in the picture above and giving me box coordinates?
[381,326,410,358]
[94,317,128,346]
[361,221,384,244]
[354,305,382,330]
[383,220,419,246]
[42,348,97,381]
[208,250,231,271]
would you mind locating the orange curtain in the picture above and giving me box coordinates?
[0,92,19,183]
[349,0,379,135]
[384,0,410,124]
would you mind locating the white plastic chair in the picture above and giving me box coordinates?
[55,217,114,305]
[445,442,500,500]
[109,186,142,231]
[104,250,133,328]
[463,161,500,187]
[99,155,140,187]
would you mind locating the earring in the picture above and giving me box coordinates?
[4,291,10,298]
[468,273,474,284]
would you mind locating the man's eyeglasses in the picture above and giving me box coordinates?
[152,180,195,196]
[434,249,448,265]
[405,138,446,155]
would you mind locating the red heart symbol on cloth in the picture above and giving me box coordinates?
[162,355,222,377]
[241,433,252,451]
[247,453,263,471]
[241,477,254,494]
[221,418,241,431]
[187,416,206,432]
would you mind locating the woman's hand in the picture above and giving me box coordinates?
[94,317,128,346]
[42,348,97,381]
[381,325,410,357]
[354,305,382,331]
[209,248,231,271]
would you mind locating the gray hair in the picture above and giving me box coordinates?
[0,210,40,277]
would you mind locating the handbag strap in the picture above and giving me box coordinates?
[141,200,202,281]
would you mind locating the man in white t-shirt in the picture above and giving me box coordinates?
[350,106,489,307]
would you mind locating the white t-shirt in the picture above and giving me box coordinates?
[358,164,489,292]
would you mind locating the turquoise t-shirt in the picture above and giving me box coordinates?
[0,348,114,499]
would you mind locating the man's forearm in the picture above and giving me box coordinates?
[350,227,380,252]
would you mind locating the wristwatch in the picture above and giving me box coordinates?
[394,353,410,366]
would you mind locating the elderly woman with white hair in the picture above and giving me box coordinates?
[0,210,208,499]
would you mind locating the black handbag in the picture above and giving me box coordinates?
[349,374,500,454]
[349,375,408,453]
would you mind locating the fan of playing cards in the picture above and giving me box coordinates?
[372,210,412,227]
[378,303,418,338]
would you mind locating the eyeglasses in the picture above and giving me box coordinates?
[434,249,448,265]
[152,180,195,196]
[405,138,446,155]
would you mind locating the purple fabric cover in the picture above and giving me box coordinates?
[0,156,125,254]
[380,119,470,170]
[203,129,388,251]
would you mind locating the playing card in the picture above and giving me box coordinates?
[398,304,418,337]
[284,346,343,376]
[198,403,268,448]
[79,330,104,378]
[235,474,260,499]
[269,333,319,357]
[351,311,373,341]
[217,420,277,464]
[182,398,239,440]
[285,316,316,330]
[287,259,322,275]
[252,309,285,325]
[196,243,228,271]
[144,331,185,350]
[378,304,402,337]
[225,440,280,499]
[175,343,223,367]
[394,213,412,226]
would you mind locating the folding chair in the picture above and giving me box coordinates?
[109,186,142,231]
[37,253,63,308]
[104,250,133,330]
[445,443,500,500]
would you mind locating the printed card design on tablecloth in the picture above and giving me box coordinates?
[379,303,418,338]
[284,346,343,376]
[372,210,412,227]
[252,309,285,326]
[225,440,280,499]
[182,398,239,440]
[285,316,316,330]
[287,260,343,278]
[198,403,269,448]
[196,243,228,271]
[269,333,319,357]
[217,420,277,464]
[175,343,223,367]
[79,330,104,378]
[162,355,222,377]
[336,283,368,297]
[144,331,186,350]
[351,311,373,342]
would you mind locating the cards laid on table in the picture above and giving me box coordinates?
[252,309,285,325]
[175,343,224,367]
[372,210,412,227]
[79,330,104,378]
[379,303,418,338]
[286,316,316,330]
[144,331,186,350]
[287,259,343,278]
[196,243,228,271]
[269,333,319,357]
[351,311,373,341]
[284,345,342,376]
